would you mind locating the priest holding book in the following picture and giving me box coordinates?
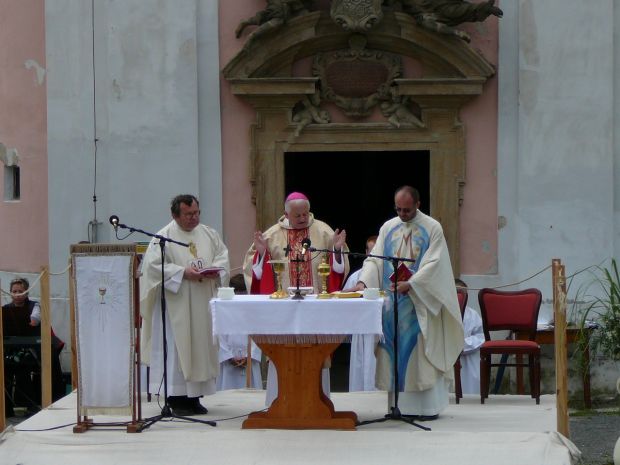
[140,194,229,416]
[354,186,463,419]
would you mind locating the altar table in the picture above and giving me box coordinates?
[211,295,383,430]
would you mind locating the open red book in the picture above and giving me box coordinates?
[389,262,413,283]
[199,266,225,275]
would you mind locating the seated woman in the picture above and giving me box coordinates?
[3,277,65,416]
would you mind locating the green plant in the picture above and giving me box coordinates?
[573,259,620,374]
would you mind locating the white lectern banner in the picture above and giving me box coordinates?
[73,254,135,416]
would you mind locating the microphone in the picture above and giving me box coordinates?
[301,238,311,256]
[109,215,120,230]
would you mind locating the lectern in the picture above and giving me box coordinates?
[70,243,142,433]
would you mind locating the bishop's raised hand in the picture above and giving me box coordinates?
[333,228,346,251]
[253,231,268,256]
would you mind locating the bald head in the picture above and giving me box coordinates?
[395,185,420,203]
[394,186,420,222]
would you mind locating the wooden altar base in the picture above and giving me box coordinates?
[243,341,357,430]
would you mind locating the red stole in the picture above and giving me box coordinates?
[287,228,313,288]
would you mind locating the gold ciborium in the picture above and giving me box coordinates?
[317,254,332,299]
[268,259,288,299]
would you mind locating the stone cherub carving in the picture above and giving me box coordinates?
[330,0,384,32]
[235,0,314,49]
[292,94,330,137]
[388,0,503,42]
[380,89,425,128]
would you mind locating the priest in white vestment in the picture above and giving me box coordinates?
[343,235,378,392]
[355,186,464,419]
[216,273,263,390]
[460,305,485,394]
[455,279,485,395]
[216,334,263,390]
[140,194,229,416]
[243,192,348,405]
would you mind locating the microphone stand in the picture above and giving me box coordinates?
[113,221,216,430]
[289,251,306,300]
[310,247,429,431]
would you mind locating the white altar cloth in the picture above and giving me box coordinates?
[210,295,383,337]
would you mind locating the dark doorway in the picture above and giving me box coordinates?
[284,150,430,391]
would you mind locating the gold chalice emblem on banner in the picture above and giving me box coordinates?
[268,259,288,299]
[98,286,107,304]
[97,273,110,305]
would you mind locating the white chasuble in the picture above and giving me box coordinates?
[140,220,229,394]
[359,212,463,415]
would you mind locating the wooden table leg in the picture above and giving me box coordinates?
[243,342,357,430]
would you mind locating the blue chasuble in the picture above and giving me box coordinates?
[378,220,430,391]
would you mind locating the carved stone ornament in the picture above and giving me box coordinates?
[292,93,331,137]
[313,35,401,117]
[330,0,384,32]
[223,7,499,274]
[380,89,425,128]
[234,0,315,50]
[394,0,503,42]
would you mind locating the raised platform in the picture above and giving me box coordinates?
[0,390,580,465]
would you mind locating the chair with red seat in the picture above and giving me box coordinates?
[453,287,468,404]
[478,288,542,404]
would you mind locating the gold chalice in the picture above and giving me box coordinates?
[268,259,288,299]
[317,254,332,299]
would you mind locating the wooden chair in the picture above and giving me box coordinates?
[478,288,542,405]
[453,287,468,404]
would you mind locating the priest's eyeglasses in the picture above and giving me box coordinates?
[182,210,201,218]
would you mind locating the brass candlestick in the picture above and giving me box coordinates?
[268,259,288,299]
[317,254,332,299]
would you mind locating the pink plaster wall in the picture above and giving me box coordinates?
[0,0,48,272]
[219,3,499,275]
[458,20,499,274]
[219,1,264,272]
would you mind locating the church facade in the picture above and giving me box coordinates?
[1,1,619,394]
